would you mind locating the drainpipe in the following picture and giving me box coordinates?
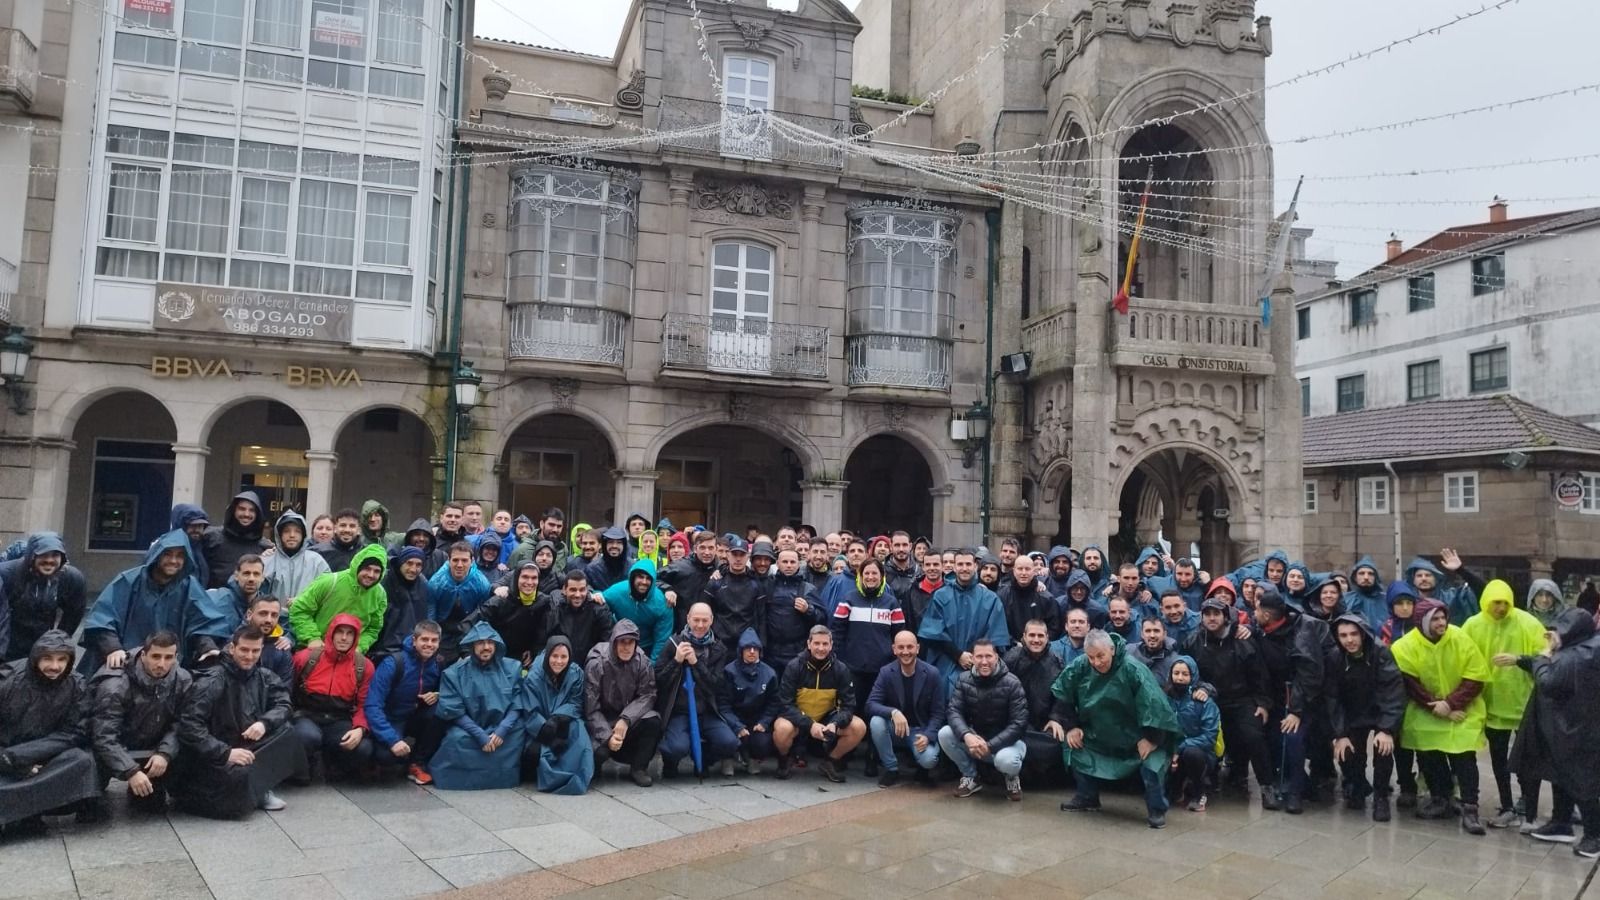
[440,0,470,498]
[1383,460,1402,581]
[982,208,999,542]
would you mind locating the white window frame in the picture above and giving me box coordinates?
[362,190,412,267]
[1359,476,1390,515]
[237,175,293,255]
[709,240,773,325]
[1444,471,1479,514]
[722,54,773,112]
[1580,472,1600,515]
[1303,480,1318,515]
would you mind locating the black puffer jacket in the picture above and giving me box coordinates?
[0,630,89,769]
[177,653,290,765]
[1255,608,1330,717]
[763,571,823,670]
[1002,644,1063,730]
[946,658,1029,747]
[884,558,921,608]
[1182,619,1270,711]
[704,568,767,652]
[89,649,193,778]
[1322,613,1404,735]
[996,578,1062,642]
[200,491,271,589]
[0,533,88,662]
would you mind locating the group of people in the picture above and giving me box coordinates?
[1,497,1597,861]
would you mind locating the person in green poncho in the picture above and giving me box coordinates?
[1468,579,1548,830]
[1391,598,1490,835]
[1050,629,1185,829]
[287,544,388,655]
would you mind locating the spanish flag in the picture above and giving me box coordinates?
[1113,166,1155,316]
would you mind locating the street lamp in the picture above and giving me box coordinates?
[0,325,34,415]
[952,401,990,469]
[452,359,481,437]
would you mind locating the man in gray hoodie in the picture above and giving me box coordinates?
[584,620,660,786]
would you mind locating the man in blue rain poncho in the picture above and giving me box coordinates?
[918,548,1011,692]
[431,621,526,790]
[1343,556,1388,634]
[79,529,230,674]
[518,635,592,795]
[1406,550,1485,627]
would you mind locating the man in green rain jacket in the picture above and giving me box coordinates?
[1468,579,1547,829]
[1392,597,1491,835]
[288,544,388,655]
[1051,629,1184,829]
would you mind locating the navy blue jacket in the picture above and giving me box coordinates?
[864,658,946,745]
[363,634,443,747]
[718,628,780,732]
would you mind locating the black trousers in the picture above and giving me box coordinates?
[1485,727,1519,812]
[1218,702,1273,791]
[292,716,375,775]
[97,750,172,812]
[172,727,305,819]
[1418,749,1479,805]
[371,710,448,768]
[594,715,663,771]
[1337,727,1396,799]
[1549,785,1600,838]
[1171,745,1214,800]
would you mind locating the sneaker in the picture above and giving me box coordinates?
[1005,775,1022,801]
[259,791,287,812]
[877,768,900,788]
[406,764,433,786]
[1530,821,1578,844]
[719,758,735,778]
[746,755,761,776]
[775,756,792,781]
[1260,790,1281,811]
[1373,796,1392,823]
[1060,795,1101,812]
[1189,794,1208,812]
[1396,791,1418,810]
[1575,836,1600,859]
[1520,818,1542,835]
[630,767,654,787]
[1148,811,1167,829]
[1487,808,1522,829]
[954,776,982,798]
[818,758,846,784]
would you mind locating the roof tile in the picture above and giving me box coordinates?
[1303,396,1600,466]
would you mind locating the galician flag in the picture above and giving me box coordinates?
[1257,176,1304,327]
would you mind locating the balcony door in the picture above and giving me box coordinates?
[721,55,773,160]
[709,241,772,373]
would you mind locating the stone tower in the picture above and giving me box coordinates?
[856,0,1303,568]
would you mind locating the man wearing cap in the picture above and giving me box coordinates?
[584,526,632,593]
[704,538,768,656]
[1251,584,1330,814]
[1183,583,1274,800]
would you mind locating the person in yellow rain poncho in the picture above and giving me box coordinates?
[1466,579,1548,829]
[1391,597,1491,835]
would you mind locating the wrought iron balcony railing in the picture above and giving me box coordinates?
[657,96,845,169]
[662,313,828,380]
[845,333,952,392]
[508,301,628,367]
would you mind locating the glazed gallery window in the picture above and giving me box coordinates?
[1336,374,1365,413]
[238,177,292,254]
[506,166,638,309]
[104,163,162,243]
[294,180,358,266]
[845,209,957,336]
[252,0,303,49]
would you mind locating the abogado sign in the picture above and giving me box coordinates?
[154,283,353,344]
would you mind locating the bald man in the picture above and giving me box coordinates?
[654,602,738,778]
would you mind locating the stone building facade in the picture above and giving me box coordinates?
[451,0,996,545]
[855,0,1304,569]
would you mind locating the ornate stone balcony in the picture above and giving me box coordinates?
[0,27,37,113]
[657,96,845,169]
[845,334,952,393]
[1020,307,1076,377]
[508,301,628,368]
[662,313,829,381]
[1110,298,1277,375]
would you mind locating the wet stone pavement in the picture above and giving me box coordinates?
[3,756,1596,900]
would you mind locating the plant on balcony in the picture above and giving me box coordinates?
[850,84,925,107]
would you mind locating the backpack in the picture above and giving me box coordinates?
[298,643,366,689]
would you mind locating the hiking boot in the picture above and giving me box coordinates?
[1260,790,1281,811]
[407,764,433,786]
[719,758,735,778]
[1148,811,1167,829]
[1005,775,1022,801]
[1575,836,1600,859]
[259,791,287,812]
[1460,803,1487,836]
[1188,794,1208,812]
[954,776,982,798]
[630,767,653,787]
[1373,795,1392,823]
[1283,793,1304,815]
[877,768,900,788]
[1487,808,1522,829]
[774,756,792,780]
[1415,797,1454,820]
[1396,791,1418,810]
[1060,794,1101,812]
[1529,821,1577,844]
[818,758,846,784]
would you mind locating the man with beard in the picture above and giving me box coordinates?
[764,549,824,674]
[89,630,191,812]
[1392,597,1490,834]
[313,509,368,573]
[584,619,661,787]
[1325,613,1404,822]
[802,540,834,594]
[80,530,228,673]
[289,615,375,779]
[1058,569,1107,630]
[584,526,632,593]
[544,571,614,664]
[1051,608,1092,666]
[940,638,1029,800]
[208,554,269,637]
[1150,559,1207,612]
[659,531,720,630]
[0,532,88,663]
[1182,591,1273,801]
[1157,590,1202,646]
[1041,546,1075,598]
[883,531,921,606]
[263,511,330,603]
[998,555,1062,643]
[704,538,767,656]
[392,519,439,578]
[1105,563,1157,622]
[0,630,100,834]
[1078,545,1110,597]
[463,561,550,667]
[1252,585,1330,815]
[773,627,866,783]
[291,545,389,656]
[902,547,946,639]
[1004,619,1067,786]
[865,630,944,786]
[600,560,672,664]
[373,546,431,661]
[1130,615,1181,680]
[430,622,525,790]
[243,595,294,684]
[1343,556,1388,634]
[919,549,1011,694]
[174,625,303,816]
[169,504,212,579]
[1104,596,1138,642]
[359,499,403,549]
[201,492,272,589]
[1407,550,1486,627]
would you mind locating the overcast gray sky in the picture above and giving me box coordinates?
[475,0,1599,275]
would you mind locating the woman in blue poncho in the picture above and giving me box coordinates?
[519,635,593,794]
[431,621,526,790]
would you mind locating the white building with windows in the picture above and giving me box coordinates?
[9,0,468,584]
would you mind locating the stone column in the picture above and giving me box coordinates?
[1070,238,1117,547]
[799,185,826,324]
[23,439,75,534]
[665,168,694,304]
[1259,275,1304,557]
[989,200,1029,542]
[614,470,659,523]
[800,479,849,535]
[304,450,338,519]
[170,443,210,507]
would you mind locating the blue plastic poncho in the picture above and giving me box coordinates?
[431,621,526,790]
[518,636,593,795]
[917,576,1011,692]
[79,529,229,672]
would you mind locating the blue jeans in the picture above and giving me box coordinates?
[1073,762,1170,815]
[937,725,1025,779]
[869,716,940,771]
[659,713,740,771]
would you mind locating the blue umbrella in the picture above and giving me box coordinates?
[683,666,704,781]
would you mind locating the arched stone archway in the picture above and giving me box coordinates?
[204,399,310,521]
[655,424,804,534]
[66,391,179,585]
[643,408,824,478]
[843,434,933,540]
[498,413,618,527]
[1114,445,1240,574]
[332,407,440,527]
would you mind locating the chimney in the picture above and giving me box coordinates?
[1386,233,1403,261]
[1489,196,1508,223]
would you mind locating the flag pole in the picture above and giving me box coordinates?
[1113,165,1155,315]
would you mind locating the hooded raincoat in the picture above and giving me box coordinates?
[1058,569,1108,630]
[1042,546,1076,597]
[1378,582,1419,647]
[428,554,492,637]
[1516,609,1600,800]
[1343,556,1388,634]
[1164,655,1221,758]
[1405,557,1479,626]
[718,627,780,733]
[264,510,331,603]
[431,621,526,790]
[360,499,404,549]
[583,619,659,747]
[519,636,593,794]
[80,529,229,672]
[1461,579,1545,731]
[1391,600,1490,754]
[89,647,192,781]
[200,491,272,589]
[290,613,372,727]
[1078,545,1111,597]
[0,630,99,824]
[600,559,672,663]
[374,546,431,660]
[1050,632,1184,780]
[287,544,388,654]
[0,532,88,663]
[917,576,1011,692]
[1525,578,1568,629]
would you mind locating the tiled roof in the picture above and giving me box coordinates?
[1303,396,1600,466]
